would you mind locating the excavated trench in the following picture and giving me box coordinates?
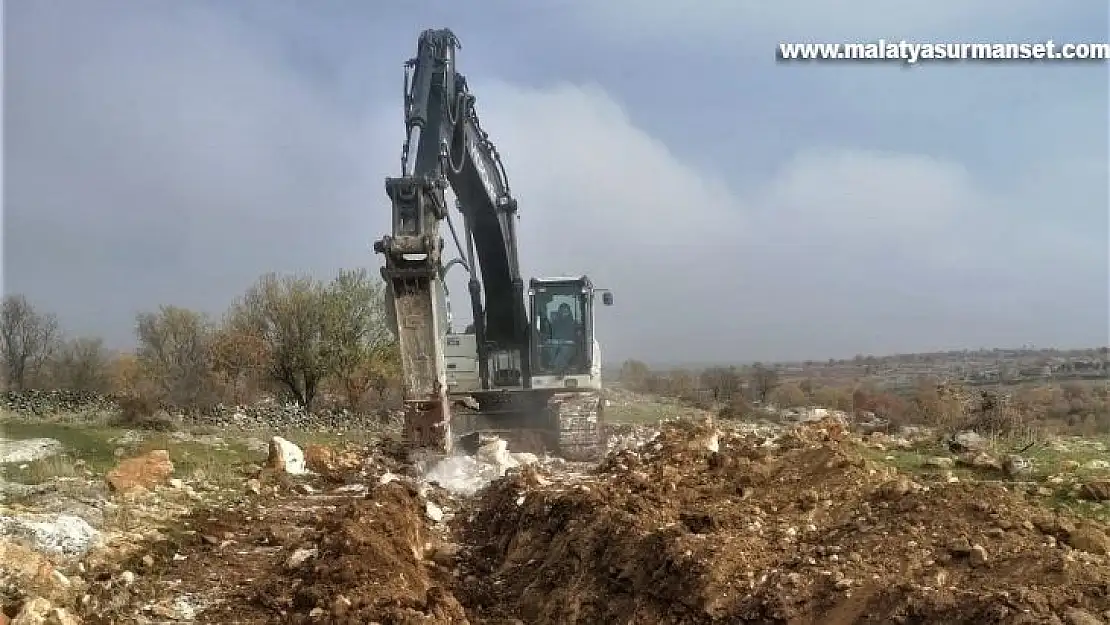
[80,419,1110,625]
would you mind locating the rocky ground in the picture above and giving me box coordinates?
[2,393,1110,624]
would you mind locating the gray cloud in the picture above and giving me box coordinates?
[6,1,380,335]
[565,0,1097,43]
[4,1,1107,364]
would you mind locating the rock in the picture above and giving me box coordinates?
[428,542,460,566]
[476,439,519,476]
[10,596,80,625]
[702,431,720,453]
[1078,481,1110,502]
[106,450,174,493]
[0,515,100,558]
[425,501,444,523]
[510,452,540,466]
[267,437,307,475]
[1062,607,1103,625]
[924,456,955,469]
[0,438,63,464]
[949,431,987,453]
[969,544,989,567]
[149,597,196,621]
[285,547,317,569]
[878,477,915,500]
[1084,460,1110,471]
[245,478,262,495]
[304,444,361,474]
[0,540,71,604]
[956,452,1002,471]
[948,537,972,556]
[1066,526,1110,555]
[1003,455,1032,477]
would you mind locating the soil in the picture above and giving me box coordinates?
[76,419,1110,625]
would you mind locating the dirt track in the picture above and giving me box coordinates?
[65,417,1110,625]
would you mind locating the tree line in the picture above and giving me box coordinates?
[0,268,400,413]
[617,359,1110,435]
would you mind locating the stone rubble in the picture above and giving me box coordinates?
[1,390,403,433]
[0,515,100,558]
[0,440,63,465]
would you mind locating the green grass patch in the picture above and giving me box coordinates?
[860,433,1110,479]
[1020,435,1110,477]
[858,444,986,482]
[605,399,704,424]
[858,435,1110,523]
[276,429,383,449]
[0,418,393,488]
[1048,490,1110,523]
[17,454,82,484]
[133,433,258,488]
[0,420,265,488]
[1,420,128,473]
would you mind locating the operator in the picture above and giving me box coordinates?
[550,303,578,342]
[548,303,579,371]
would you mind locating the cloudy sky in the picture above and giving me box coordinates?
[4,1,1108,364]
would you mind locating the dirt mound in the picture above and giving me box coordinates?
[260,481,467,624]
[458,418,1110,624]
[68,420,1110,624]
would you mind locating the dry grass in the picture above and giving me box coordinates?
[18,454,81,484]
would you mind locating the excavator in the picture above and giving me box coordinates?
[373,28,614,461]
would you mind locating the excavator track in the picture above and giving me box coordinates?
[444,390,604,461]
[550,391,604,462]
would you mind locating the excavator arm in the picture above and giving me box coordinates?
[374,28,530,452]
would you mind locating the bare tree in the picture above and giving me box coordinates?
[322,268,396,411]
[811,385,853,412]
[663,369,697,400]
[618,359,651,391]
[767,382,807,408]
[220,270,399,413]
[225,273,331,411]
[0,294,59,390]
[748,363,780,403]
[51,336,113,393]
[208,323,267,404]
[701,366,741,402]
[135,305,213,406]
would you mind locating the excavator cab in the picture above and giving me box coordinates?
[528,276,612,390]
